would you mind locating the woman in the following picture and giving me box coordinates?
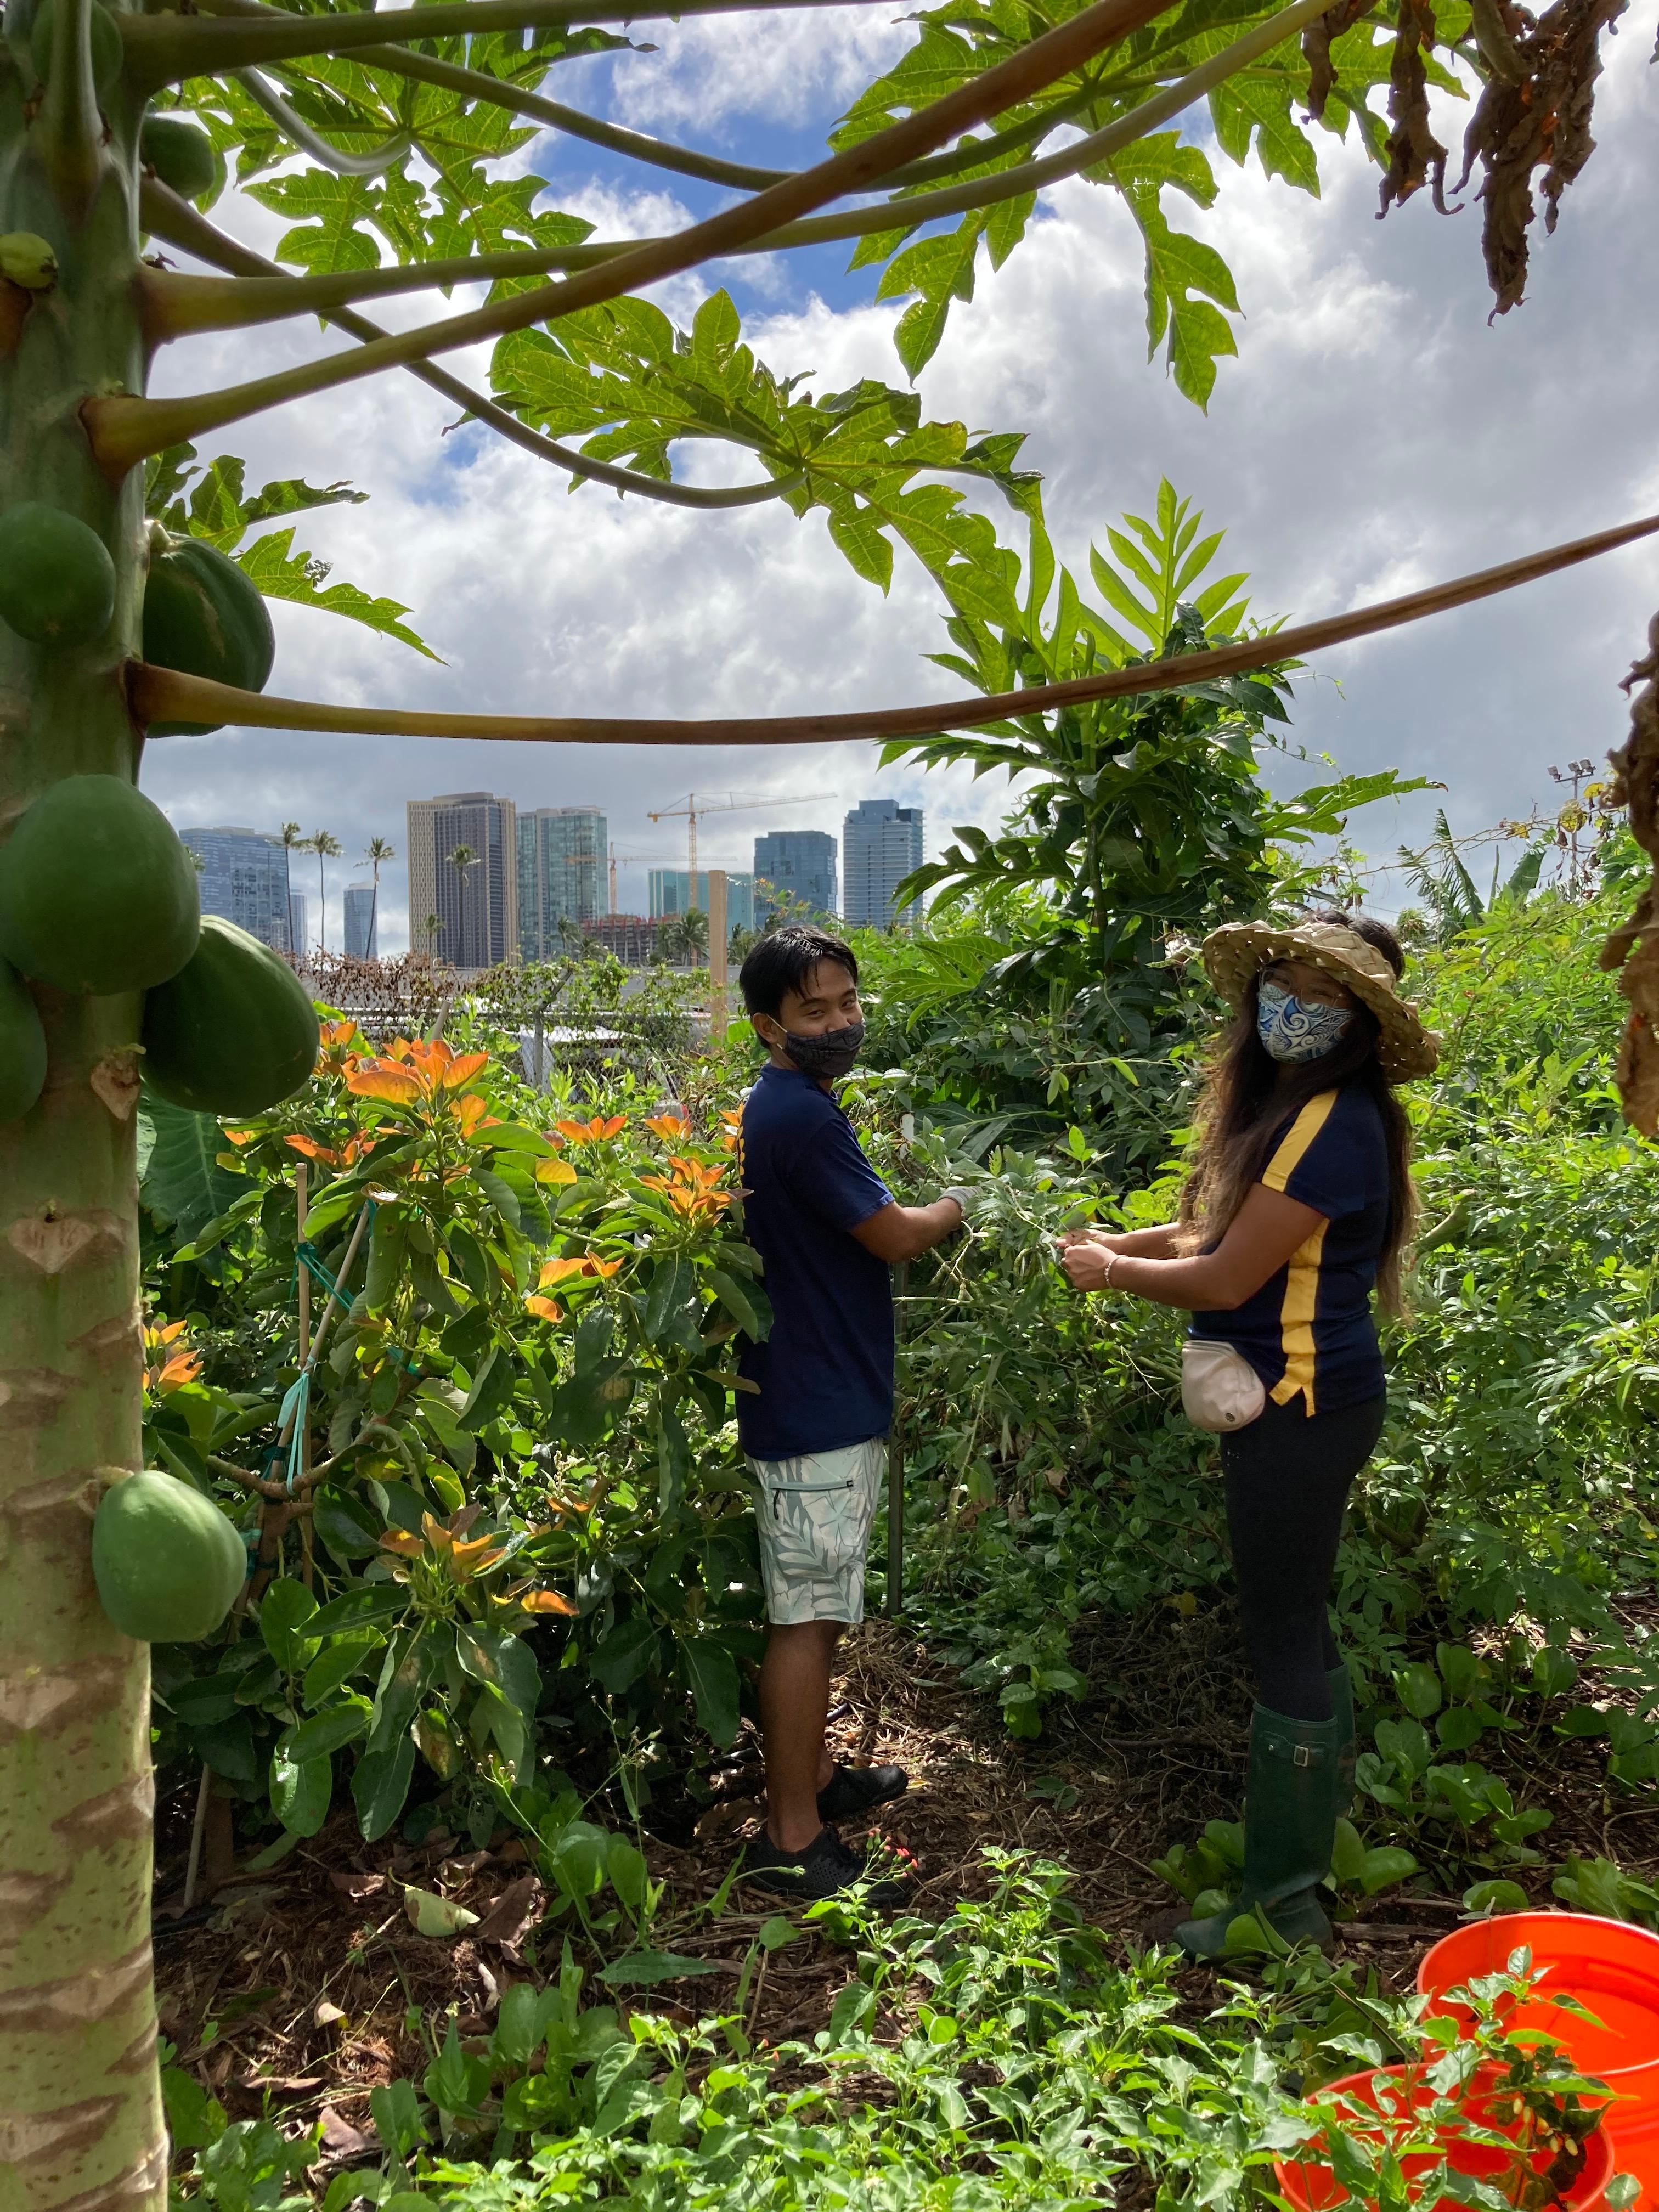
[1058,912,1437,1958]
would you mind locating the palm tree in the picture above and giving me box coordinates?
[448,843,478,968]
[307,829,342,952]
[279,820,305,955]
[356,834,396,958]
[422,911,443,957]
[679,906,709,967]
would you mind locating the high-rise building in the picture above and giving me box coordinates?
[343,885,379,960]
[648,870,755,933]
[406,792,518,969]
[289,893,308,956]
[179,826,294,953]
[516,805,606,960]
[753,830,837,924]
[584,915,661,966]
[842,799,924,929]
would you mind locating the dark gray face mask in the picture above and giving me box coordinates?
[777,1021,866,1080]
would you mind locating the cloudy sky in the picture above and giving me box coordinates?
[145,7,1659,950]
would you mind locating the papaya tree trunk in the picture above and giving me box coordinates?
[0,8,166,2205]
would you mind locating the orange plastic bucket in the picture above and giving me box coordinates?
[1418,1911,1659,2201]
[1273,2063,1618,2212]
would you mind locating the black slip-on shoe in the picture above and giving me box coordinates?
[742,1824,911,1908]
[817,1763,909,1825]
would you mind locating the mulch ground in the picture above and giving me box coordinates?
[151,1600,1659,2165]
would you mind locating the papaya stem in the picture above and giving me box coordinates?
[127,506,1659,748]
[120,0,888,91]
[37,0,101,219]
[88,0,1188,473]
[143,0,1334,347]
[138,185,802,511]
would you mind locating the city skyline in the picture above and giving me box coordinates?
[165,786,925,961]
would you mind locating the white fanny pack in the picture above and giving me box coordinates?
[1181,1339,1266,1433]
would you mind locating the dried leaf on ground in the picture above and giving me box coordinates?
[472,1874,544,1951]
[1454,0,1627,313]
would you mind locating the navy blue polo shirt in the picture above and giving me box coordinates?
[1190,1085,1390,1415]
[736,1063,896,1460]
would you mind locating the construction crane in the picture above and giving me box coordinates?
[646,792,834,889]
[601,847,748,912]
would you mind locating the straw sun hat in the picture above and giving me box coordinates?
[1200,918,1441,1081]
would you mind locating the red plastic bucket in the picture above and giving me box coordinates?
[1418,1911,1659,2199]
[1273,2063,1618,2212]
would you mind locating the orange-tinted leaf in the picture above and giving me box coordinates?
[449,1536,506,1579]
[535,1157,578,1187]
[451,1093,501,1140]
[222,1127,259,1147]
[437,1052,489,1093]
[555,1114,626,1143]
[346,1063,424,1107]
[518,1589,579,1616]
[645,1113,691,1139]
[524,1295,564,1323]
[285,1133,342,1164]
[421,1511,453,1553]
[379,1530,425,1557]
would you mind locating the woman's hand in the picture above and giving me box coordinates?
[1056,1237,1115,1290]
[1057,1224,1121,1252]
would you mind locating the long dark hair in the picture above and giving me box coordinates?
[1177,911,1418,1312]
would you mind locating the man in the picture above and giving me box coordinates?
[735,925,978,1900]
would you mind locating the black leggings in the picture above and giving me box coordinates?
[1220,1392,1386,1722]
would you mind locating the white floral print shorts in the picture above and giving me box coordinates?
[746,1436,887,1626]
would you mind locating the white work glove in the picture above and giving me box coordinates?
[941,1183,991,1222]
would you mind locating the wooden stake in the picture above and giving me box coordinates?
[296,1164,313,1588]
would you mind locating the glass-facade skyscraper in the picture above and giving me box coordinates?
[516,806,606,960]
[647,870,754,933]
[752,830,837,924]
[343,885,378,959]
[842,799,923,928]
[179,826,294,953]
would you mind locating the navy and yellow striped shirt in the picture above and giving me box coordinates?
[1190,1085,1390,1417]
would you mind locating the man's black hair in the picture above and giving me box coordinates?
[739,926,860,1018]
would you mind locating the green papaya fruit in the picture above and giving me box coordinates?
[0,232,58,291]
[142,534,275,737]
[0,503,115,646]
[0,774,200,994]
[0,956,46,1121]
[92,1471,246,1643]
[143,916,320,1115]
[30,0,123,93]
[140,114,217,203]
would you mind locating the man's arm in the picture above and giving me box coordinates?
[851,1196,964,1264]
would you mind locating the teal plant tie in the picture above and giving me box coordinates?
[278,1373,312,1495]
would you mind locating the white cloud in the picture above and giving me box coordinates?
[142,13,1659,946]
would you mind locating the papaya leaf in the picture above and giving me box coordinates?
[236,526,441,661]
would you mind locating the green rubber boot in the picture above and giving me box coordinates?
[1329,1664,1357,1819]
[1177,1704,1341,1960]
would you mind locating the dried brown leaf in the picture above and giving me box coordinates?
[1302,0,1374,122]
[1379,0,1451,215]
[1454,0,1627,313]
[472,1874,544,1952]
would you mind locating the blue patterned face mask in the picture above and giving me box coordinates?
[1256,979,1353,1064]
